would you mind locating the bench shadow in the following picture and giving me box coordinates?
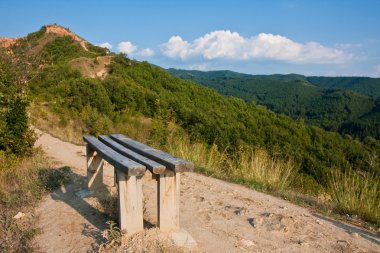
[312,213,380,246]
[40,166,108,249]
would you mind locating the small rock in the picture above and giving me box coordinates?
[241,239,255,247]
[248,218,259,228]
[350,232,359,237]
[13,212,25,219]
[280,206,288,210]
[316,219,323,225]
[170,229,197,250]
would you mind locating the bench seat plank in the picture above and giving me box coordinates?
[99,135,166,174]
[110,134,194,173]
[83,135,145,176]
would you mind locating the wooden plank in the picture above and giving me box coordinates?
[110,134,194,173]
[157,171,180,231]
[83,135,145,176]
[99,135,166,174]
[86,144,104,190]
[117,171,144,234]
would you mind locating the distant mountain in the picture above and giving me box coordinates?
[167,69,380,139]
[306,76,380,98]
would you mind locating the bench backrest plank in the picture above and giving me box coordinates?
[110,134,194,173]
[99,135,166,174]
[83,135,146,176]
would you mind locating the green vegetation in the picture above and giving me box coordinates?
[307,76,380,98]
[0,49,35,155]
[168,69,380,140]
[2,26,379,227]
[0,46,67,252]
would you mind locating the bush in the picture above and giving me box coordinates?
[3,97,35,155]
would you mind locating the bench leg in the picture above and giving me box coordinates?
[117,170,144,234]
[158,171,180,231]
[86,145,104,190]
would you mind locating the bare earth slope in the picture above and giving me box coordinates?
[34,130,380,253]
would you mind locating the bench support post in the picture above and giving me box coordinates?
[157,171,180,231]
[86,145,104,190]
[117,170,144,234]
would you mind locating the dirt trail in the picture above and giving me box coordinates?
[33,130,380,252]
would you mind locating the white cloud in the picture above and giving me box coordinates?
[98,42,112,50]
[374,64,380,77]
[139,48,155,57]
[118,41,137,55]
[161,30,351,64]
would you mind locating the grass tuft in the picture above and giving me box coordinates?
[327,169,380,226]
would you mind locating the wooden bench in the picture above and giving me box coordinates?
[83,134,194,234]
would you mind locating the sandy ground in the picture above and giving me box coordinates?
[33,130,380,253]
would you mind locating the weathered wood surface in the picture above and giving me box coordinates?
[86,145,104,190]
[157,171,180,231]
[99,135,166,174]
[83,135,145,176]
[117,171,144,233]
[110,134,194,173]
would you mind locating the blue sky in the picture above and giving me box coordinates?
[1,0,380,77]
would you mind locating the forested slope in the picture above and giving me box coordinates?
[168,69,380,139]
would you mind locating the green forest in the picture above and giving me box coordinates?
[167,69,380,140]
[1,26,380,226]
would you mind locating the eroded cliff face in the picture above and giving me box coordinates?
[45,25,88,51]
[0,37,19,48]
[0,25,88,51]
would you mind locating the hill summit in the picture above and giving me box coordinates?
[0,24,88,50]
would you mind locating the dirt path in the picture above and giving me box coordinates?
[33,130,380,252]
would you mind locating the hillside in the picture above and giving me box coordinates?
[167,69,380,139]
[1,25,379,232]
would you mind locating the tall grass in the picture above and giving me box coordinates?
[327,169,380,226]
[236,149,296,191]
[167,136,297,192]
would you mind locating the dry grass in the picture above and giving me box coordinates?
[167,136,297,192]
[235,149,296,191]
[29,103,85,144]
[327,169,380,226]
[0,150,69,252]
[29,103,153,145]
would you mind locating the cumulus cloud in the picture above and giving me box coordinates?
[118,41,137,55]
[161,30,351,64]
[139,48,155,57]
[98,42,112,50]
